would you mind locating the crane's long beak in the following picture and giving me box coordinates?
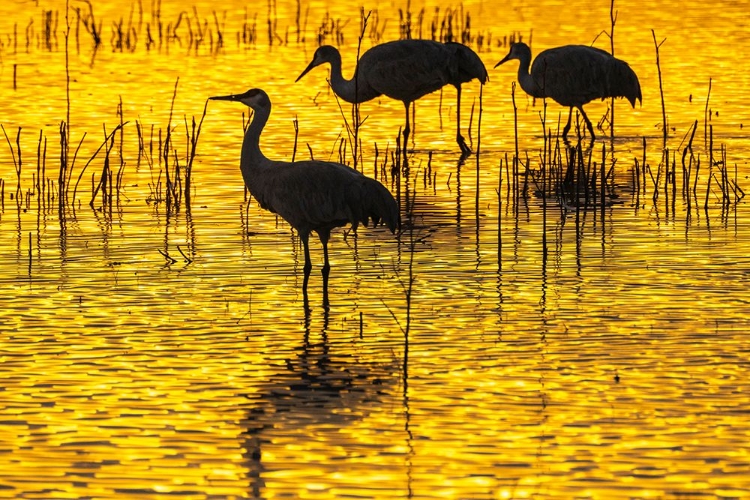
[209,94,242,102]
[295,60,318,83]
[494,54,512,69]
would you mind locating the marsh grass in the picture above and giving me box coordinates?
[5,1,503,56]
[0,1,745,264]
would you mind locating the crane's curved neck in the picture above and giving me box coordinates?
[326,51,378,104]
[516,53,542,99]
[240,103,271,180]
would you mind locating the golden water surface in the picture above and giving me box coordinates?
[1,0,750,498]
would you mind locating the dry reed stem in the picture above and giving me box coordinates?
[651,29,668,144]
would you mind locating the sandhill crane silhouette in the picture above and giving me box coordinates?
[209,88,399,290]
[296,39,488,155]
[495,42,641,139]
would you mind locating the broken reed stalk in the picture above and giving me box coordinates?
[66,133,87,203]
[511,81,519,197]
[57,121,68,202]
[72,122,126,206]
[682,119,698,201]
[116,96,126,194]
[292,116,299,162]
[164,77,180,211]
[266,0,279,46]
[79,0,103,46]
[704,78,712,149]
[651,149,664,203]
[136,120,145,155]
[184,100,208,205]
[36,130,43,199]
[651,29,667,144]
[1,125,22,194]
[352,9,372,171]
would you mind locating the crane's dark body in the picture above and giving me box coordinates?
[297,39,488,154]
[209,88,399,282]
[496,42,641,139]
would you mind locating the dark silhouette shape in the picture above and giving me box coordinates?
[296,40,488,154]
[495,42,641,139]
[209,88,399,286]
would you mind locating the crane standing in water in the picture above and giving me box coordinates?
[209,88,399,287]
[495,42,641,139]
[296,39,488,155]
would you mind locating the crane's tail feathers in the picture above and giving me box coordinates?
[610,60,642,108]
[456,44,489,84]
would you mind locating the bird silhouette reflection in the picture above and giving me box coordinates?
[239,303,398,498]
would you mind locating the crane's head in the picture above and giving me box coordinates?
[494,42,531,68]
[209,88,270,111]
[295,45,340,83]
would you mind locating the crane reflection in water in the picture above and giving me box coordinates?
[239,305,402,498]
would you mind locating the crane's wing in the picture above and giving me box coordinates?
[251,160,398,235]
[359,40,456,102]
[531,45,641,107]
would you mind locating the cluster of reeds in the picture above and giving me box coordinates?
[0,119,128,217]
[0,84,207,226]
[2,1,745,242]
[134,78,207,215]
[499,107,744,232]
[1,0,503,57]
[392,2,492,49]
[4,0,233,56]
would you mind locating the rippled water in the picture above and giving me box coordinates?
[1,0,750,498]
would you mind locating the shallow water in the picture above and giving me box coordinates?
[1,0,750,498]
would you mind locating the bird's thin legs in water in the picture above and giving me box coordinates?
[562,107,574,139]
[318,231,331,280]
[455,85,471,155]
[563,107,597,140]
[318,231,331,310]
[402,102,411,154]
[301,232,313,277]
[578,106,596,140]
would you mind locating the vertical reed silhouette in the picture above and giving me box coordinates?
[652,30,668,144]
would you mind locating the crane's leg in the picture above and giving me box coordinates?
[562,108,574,138]
[578,106,596,140]
[402,102,411,153]
[318,231,331,308]
[456,85,471,155]
[300,232,312,276]
[318,230,331,280]
[300,231,312,294]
